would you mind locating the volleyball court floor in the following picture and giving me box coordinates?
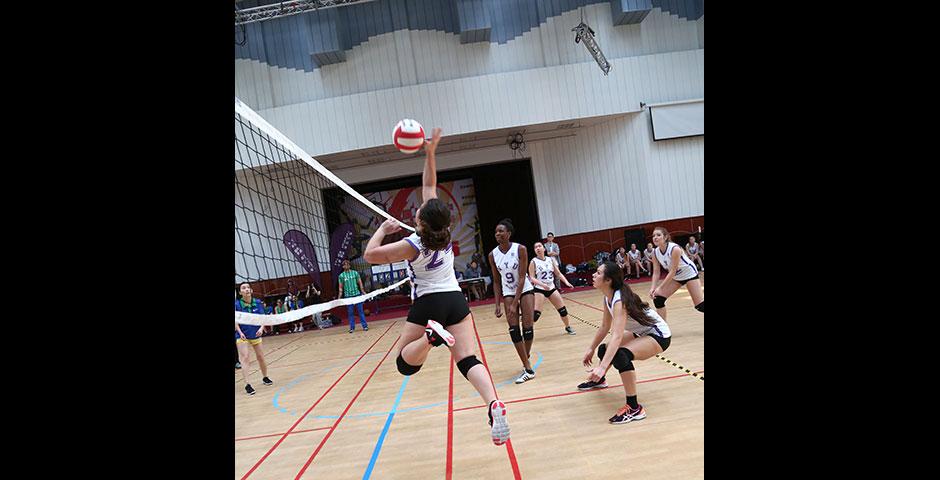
[235,278,704,479]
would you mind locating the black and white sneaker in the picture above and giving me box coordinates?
[565,326,576,335]
[577,376,608,391]
[262,377,273,386]
[245,384,256,396]
[514,369,535,384]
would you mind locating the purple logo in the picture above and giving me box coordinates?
[283,230,322,287]
[330,223,356,283]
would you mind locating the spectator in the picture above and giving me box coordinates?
[463,260,485,301]
[303,284,323,329]
[286,279,299,298]
[544,232,562,289]
[471,251,487,271]
[642,243,655,275]
[686,235,704,272]
[273,299,286,335]
[260,301,273,336]
[338,259,369,333]
[615,247,627,270]
[283,296,295,333]
[303,284,320,305]
[627,243,648,279]
[289,294,306,333]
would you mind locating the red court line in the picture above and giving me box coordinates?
[266,350,385,371]
[452,370,705,413]
[236,427,332,442]
[266,344,309,367]
[246,331,388,375]
[446,357,455,480]
[293,333,401,479]
[471,315,523,480]
[239,321,397,480]
[235,334,309,379]
[261,334,306,356]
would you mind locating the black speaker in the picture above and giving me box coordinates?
[623,228,646,251]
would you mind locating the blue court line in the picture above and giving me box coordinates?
[271,353,383,416]
[363,376,410,480]
[273,374,309,414]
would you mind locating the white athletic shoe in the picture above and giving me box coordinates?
[488,400,511,445]
[426,320,456,347]
[514,369,535,384]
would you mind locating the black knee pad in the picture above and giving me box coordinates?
[557,306,568,317]
[456,355,482,379]
[396,353,422,376]
[615,360,635,372]
[612,347,636,373]
[653,295,667,309]
[533,310,542,323]
[509,326,523,343]
[695,301,704,313]
[522,327,534,341]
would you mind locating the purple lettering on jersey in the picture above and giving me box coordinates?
[506,272,515,284]
[427,250,444,270]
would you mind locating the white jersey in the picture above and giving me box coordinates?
[627,249,641,261]
[643,248,655,261]
[654,242,699,281]
[531,256,556,289]
[605,290,672,338]
[686,242,700,255]
[492,243,534,296]
[404,233,461,298]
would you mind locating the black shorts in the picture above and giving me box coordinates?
[533,288,557,298]
[502,289,535,299]
[677,274,700,285]
[406,291,471,327]
[632,332,671,351]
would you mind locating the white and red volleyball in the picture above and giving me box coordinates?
[392,119,425,154]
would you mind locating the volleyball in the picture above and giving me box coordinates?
[393,119,425,154]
